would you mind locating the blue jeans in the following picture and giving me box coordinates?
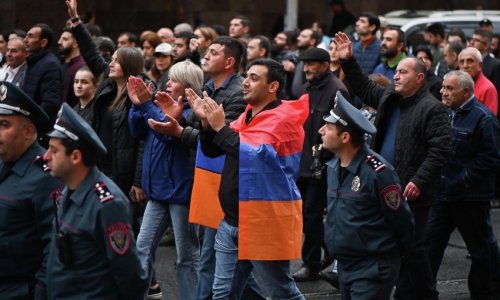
[196,226,265,300]
[213,220,304,300]
[196,226,217,300]
[137,200,200,300]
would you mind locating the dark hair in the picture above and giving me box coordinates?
[251,35,271,58]
[61,27,73,35]
[359,12,381,34]
[473,29,493,45]
[61,138,97,167]
[9,29,27,39]
[247,58,285,94]
[336,124,364,147]
[413,45,434,64]
[233,15,251,28]
[85,24,102,37]
[174,31,197,45]
[119,32,139,45]
[212,24,228,37]
[447,41,465,56]
[425,23,445,38]
[385,27,406,45]
[76,66,98,86]
[34,23,54,48]
[212,36,244,72]
[447,28,467,44]
[310,29,322,47]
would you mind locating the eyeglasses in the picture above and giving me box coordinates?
[470,38,486,44]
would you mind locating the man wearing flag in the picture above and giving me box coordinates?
[192,58,308,299]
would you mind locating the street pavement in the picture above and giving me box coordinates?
[155,208,500,299]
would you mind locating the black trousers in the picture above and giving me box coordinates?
[297,177,327,272]
[427,201,492,300]
[394,206,439,300]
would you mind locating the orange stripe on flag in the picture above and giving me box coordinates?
[238,200,303,260]
[189,168,224,229]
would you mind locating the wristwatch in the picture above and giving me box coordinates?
[71,16,80,24]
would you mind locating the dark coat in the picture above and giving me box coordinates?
[341,57,452,207]
[22,50,63,123]
[298,71,350,179]
[71,23,142,193]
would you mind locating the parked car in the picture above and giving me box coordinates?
[383,10,500,48]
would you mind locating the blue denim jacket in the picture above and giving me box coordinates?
[128,101,193,204]
[439,97,500,201]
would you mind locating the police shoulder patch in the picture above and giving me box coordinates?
[365,155,385,172]
[33,155,50,172]
[380,185,401,210]
[105,222,131,255]
[94,182,115,203]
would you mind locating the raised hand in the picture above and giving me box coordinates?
[154,92,183,121]
[202,96,225,132]
[127,76,153,105]
[147,112,183,138]
[185,88,207,120]
[332,32,353,60]
[65,0,78,19]
[189,38,200,53]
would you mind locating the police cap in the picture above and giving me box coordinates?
[323,91,377,135]
[47,103,107,155]
[0,81,49,128]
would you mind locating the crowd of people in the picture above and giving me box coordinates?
[1,0,500,299]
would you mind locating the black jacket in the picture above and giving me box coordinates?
[22,49,63,124]
[180,74,247,150]
[341,57,452,207]
[71,23,142,193]
[482,54,500,116]
[298,71,349,179]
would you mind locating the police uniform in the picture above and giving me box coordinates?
[323,92,414,300]
[0,82,63,299]
[45,103,148,300]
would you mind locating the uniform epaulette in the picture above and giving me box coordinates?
[33,155,50,172]
[94,182,114,204]
[365,155,385,172]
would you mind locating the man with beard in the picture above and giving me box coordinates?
[373,27,407,82]
[58,28,85,106]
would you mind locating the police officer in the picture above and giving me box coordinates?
[0,81,63,299]
[44,103,148,299]
[319,92,414,300]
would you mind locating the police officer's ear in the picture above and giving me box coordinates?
[20,118,37,140]
[69,148,84,165]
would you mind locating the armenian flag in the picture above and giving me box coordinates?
[230,95,309,260]
[188,143,225,229]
